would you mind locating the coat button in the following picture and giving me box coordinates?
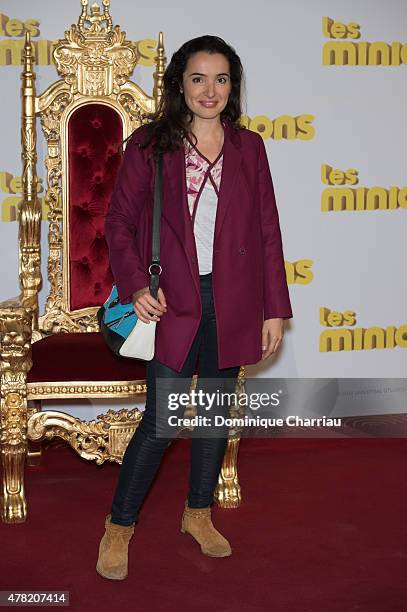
[191,256,197,263]
[238,247,246,255]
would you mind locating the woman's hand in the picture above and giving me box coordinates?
[261,318,284,360]
[132,287,167,324]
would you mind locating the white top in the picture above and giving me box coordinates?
[184,138,224,275]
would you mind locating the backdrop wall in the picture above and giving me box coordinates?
[0,0,405,418]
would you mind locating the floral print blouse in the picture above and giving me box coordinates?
[183,136,224,274]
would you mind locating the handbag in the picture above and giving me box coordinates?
[97,152,163,360]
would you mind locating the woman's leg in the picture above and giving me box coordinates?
[187,273,241,508]
[110,335,202,526]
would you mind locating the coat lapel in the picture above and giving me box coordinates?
[162,118,242,294]
[214,120,242,242]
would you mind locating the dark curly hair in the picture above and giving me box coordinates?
[135,34,246,158]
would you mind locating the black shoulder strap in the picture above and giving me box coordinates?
[149,152,163,300]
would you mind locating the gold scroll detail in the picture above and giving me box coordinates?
[27,407,143,464]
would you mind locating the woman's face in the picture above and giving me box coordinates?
[181,51,232,122]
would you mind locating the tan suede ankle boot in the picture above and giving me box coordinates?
[181,500,232,557]
[96,514,135,580]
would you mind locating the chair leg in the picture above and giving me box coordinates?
[214,437,241,508]
[1,390,28,523]
[0,306,32,523]
[1,441,27,523]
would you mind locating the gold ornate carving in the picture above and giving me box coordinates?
[0,306,33,522]
[19,34,42,328]
[37,86,74,334]
[27,407,143,464]
[0,307,33,389]
[27,380,147,400]
[27,401,42,467]
[117,91,145,125]
[214,368,245,508]
[153,31,166,109]
[79,0,113,35]
[54,0,138,97]
[214,437,241,508]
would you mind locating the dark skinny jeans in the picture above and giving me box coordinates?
[110,272,241,526]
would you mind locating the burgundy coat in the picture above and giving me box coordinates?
[105,117,293,372]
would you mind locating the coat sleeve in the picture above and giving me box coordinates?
[105,138,152,304]
[257,135,293,320]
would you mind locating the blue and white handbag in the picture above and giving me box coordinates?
[97,284,158,360]
[97,153,163,360]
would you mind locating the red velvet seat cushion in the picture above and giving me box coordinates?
[27,333,147,383]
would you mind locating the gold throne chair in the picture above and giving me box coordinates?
[0,0,244,524]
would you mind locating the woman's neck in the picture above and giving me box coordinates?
[188,115,224,143]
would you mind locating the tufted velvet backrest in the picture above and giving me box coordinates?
[67,103,123,311]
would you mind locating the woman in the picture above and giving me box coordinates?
[97,35,293,580]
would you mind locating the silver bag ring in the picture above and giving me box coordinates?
[149,263,162,275]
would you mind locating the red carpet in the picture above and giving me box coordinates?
[1,437,407,612]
